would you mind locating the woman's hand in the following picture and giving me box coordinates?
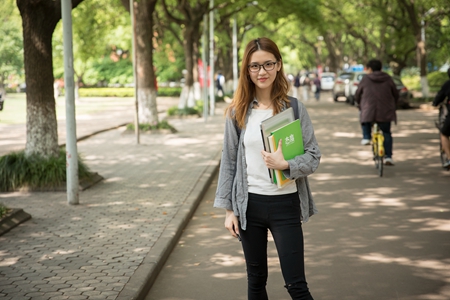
[261,139,289,170]
[225,210,240,239]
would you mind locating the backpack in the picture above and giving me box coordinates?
[234,97,300,137]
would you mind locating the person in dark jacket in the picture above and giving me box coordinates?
[432,68,450,168]
[354,59,399,165]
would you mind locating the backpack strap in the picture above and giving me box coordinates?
[288,96,300,120]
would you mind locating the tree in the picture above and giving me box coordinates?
[121,0,159,125]
[16,0,84,158]
[0,0,23,96]
[160,0,210,109]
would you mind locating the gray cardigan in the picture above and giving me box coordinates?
[214,98,321,230]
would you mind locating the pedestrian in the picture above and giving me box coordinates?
[312,74,321,101]
[214,37,321,300]
[293,72,301,99]
[354,59,399,165]
[300,72,310,101]
[432,67,450,168]
[216,72,225,97]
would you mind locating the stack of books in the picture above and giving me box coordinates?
[260,107,304,188]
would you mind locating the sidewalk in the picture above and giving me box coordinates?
[0,97,226,300]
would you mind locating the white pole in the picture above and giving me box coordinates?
[202,14,208,121]
[61,0,79,205]
[232,14,238,95]
[209,0,215,116]
[130,0,140,144]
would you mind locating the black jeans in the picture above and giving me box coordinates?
[239,192,313,300]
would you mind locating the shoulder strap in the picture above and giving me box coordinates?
[288,96,300,120]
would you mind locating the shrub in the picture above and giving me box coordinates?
[78,87,182,98]
[167,100,204,117]
[0,203,9,219]
[126,120,177,133]
[0,149,92,192]
[427,71,449,88]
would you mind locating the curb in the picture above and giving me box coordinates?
[116,149,222,300]
[0,208,32,236]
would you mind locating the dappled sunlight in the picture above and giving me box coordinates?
[409,218,450,232]
[377,235,401,241]
[412,206,449,212]
[210,253,245,267]
[0,256,21,267]
[212,272,247,280]
[348,211,372,217]
[333,131,358,138]
[358,252,450,272]
[87,201,125,207]
[359,196,406,207]
[164,137,203,146]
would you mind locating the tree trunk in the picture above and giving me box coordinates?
[179,27,196,109]
[17,0,61,158]
[134,0,158,124]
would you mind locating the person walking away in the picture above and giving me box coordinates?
[293,73,301,99]
[355,59,399,165]
[216,72,225,97]
[300,72,310,101]
[432,68,450,168]
[214,37,321,300]
[312,74,321,101]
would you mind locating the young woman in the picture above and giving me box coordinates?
[214,37,321,300]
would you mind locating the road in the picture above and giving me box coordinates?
[145,94,450,300]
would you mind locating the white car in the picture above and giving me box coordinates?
[320,72,336,91]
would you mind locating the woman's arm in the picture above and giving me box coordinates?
[214,115,239,211]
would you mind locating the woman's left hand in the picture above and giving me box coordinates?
[261,139,289,170]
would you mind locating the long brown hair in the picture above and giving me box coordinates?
[225,37,290,129]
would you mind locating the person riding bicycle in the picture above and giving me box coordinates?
[355,59,399,165]
[432,68,450,168]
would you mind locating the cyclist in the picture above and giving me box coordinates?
[432,68,450,168]
[355,59,399,165]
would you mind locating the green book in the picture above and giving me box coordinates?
[268,119,304,188]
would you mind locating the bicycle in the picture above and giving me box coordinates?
[371,123,385,177]
[435,103,449,170]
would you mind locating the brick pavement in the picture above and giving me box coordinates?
[0,98,226,300]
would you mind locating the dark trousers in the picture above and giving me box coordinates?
[239,192,313,300]
[361,122,393,158]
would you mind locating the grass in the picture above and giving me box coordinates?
[126,120,178,133]
[0,203,9,219]
[0,149,92,192]
[0,93,135,125]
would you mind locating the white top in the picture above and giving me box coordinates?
[244,109,297,195]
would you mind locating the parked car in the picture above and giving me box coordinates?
[392,76,413,109]
[320,72,336,91]
[332,71,366,105]
[333,72,412,109]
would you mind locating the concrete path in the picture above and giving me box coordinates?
[145,97,450,300]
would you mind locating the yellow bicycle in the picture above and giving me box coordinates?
[435,103,449,170]
[371,123,385,177]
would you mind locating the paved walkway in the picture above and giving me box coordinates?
[146,98,450,300]
[0,96,226,300]
[1,94,449,300]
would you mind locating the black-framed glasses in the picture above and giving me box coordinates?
[248,61,278,73]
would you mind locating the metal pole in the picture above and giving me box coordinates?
[130,0,140,144]
[202,14,208,122]
[209,0,215,116]
[232,14,238,94]
[61,0,79,205]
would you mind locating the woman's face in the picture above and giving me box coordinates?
[248,50,281,92]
